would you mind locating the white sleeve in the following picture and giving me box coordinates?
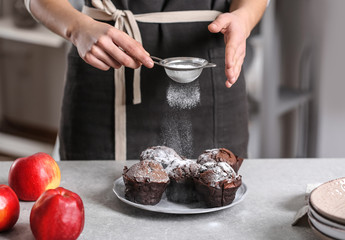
[24,0,32,14]
[267,0,271,7]
[24,0,39,22]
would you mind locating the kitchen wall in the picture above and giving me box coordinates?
[0,0,68,158]
[252,0,345,158]
[315,1,345,157]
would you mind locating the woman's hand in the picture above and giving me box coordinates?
[208,12,250,88]
[70,17,154,71]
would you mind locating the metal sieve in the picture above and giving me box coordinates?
[151,56,216,84]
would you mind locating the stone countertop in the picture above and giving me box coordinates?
[0,158,343,240]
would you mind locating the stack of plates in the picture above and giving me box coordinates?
[308,177,345,240]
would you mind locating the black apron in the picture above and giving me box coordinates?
[59,0,249,160]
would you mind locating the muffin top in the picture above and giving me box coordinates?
[140,146,183,168]
[198,161,238,188]
[197,148,239,172]
[123,160,169,183]
[166,159,200,182]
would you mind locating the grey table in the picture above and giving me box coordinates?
[0,158,343,240]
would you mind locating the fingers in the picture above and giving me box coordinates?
[225,81,233,88]
[90,45,122,69]
[208,13,247,88]
[84,52,111,71]
[226,45,245,81]
[108,28,154,68]
[225,43,245,88]
[208,13,231,33]
[97,35,141,69]
[84,28,153,70]
[225,39,236,69]
[225,54,245,87]
[75,20,153,71]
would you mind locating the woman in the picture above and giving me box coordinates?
[27,0,267,160]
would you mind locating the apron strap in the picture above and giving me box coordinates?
[84,0,222,161]
[83,5,222,23]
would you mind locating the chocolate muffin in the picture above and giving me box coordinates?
[140,146,200,203]
[197,148,243,173]
[140,146,183,168]
[123,160,170,205]
[165,159,200,203]
[194,161,242,207]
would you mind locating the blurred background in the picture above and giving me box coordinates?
[0,0,344,160]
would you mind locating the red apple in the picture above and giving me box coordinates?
[8,152,61,201]
[0,185,20,232]
[30,187,85,240]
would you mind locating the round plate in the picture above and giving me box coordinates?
[308,217,336,240]
[310,177,345,225]
[309,201,345,231]
[308,210,345,239]
[113,177,247,214]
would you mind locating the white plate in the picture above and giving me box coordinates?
[308,218,335,240]
[310,177,345,225]
[113,177,247,214]
[308,210,345,240]
[309,201,345,231]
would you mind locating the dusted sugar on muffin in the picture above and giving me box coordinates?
[123,160,170,205]
[165,159,200,203]
[140,146,200,203]
[140,146,183,168]
[194,161,242,207]
[197,148,243,173]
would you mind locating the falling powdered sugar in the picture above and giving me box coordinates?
[166,81,200,109]
[161,80,201,158]
[161,112,194,158]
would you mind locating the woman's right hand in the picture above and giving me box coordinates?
[70,17,154,71]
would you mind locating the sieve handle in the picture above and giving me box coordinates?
[203,63,217,68]
[151,56,165,67]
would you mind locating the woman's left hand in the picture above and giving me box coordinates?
[208,12,250,88]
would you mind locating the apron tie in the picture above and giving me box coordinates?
[91,0,143,105]
[90,0,143,161]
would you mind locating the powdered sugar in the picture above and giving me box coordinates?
[197,149,239,187]
[165,158,199,180]
[161,112,194,158]
[124,160,170,183]
[140,146,200,181]
[199,161,238,188]
[197,149,220,165]
[166,81,200,110]
[161,80,201,158]
[139,146,239,189]
[140,146,182,169]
